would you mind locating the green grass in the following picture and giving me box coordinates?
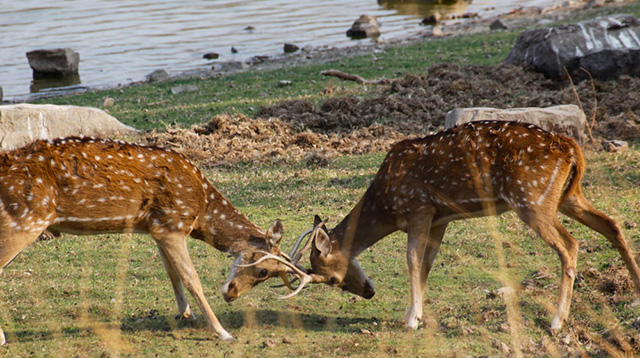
[5,2,640,357]
[33,3,640,133]
[43,31,514,132]
[2,150,640,357]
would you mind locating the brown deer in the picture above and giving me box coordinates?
[268,120,640,331]
[0,137,306,345]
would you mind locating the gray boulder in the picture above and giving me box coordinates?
[146,69,170,82]
[576,48,640,81]
[602,139,628,152]
[0,104,138,150]
[26,48,80,75]
[505,14,640,81]
[171,85,199,94]
[347,15,380,39]
[490,19,508,30]
[203,52,219,60]
[213,61,246,72]
[284,43,299,53]
[445,105,587,144]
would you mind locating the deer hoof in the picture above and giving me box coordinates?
[403,317,421,331]
[403,307,422,330]
[219,331,235,342]
[178,308,197,321]
[550,316,563,331]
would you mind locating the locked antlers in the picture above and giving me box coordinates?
[240,220,329,298]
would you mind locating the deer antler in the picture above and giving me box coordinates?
[290,220,328,265]
[237,251,314,298]
[278,274,312,300]
[288,228,313,261]
[278,272,297,290]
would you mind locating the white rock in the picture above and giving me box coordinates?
[445,104,587,143]
[0,104,138,150]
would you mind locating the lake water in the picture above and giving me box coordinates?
[0,0,557,100]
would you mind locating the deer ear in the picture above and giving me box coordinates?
[266,219,283,248]
[314,229,332,258]
[313,215,328,232]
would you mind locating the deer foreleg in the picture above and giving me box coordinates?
[404,215,433,330]
[1,230,43,345]
[156,242,195,321]
[154,234,234,341]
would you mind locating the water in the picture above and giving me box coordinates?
[0,0,557,100]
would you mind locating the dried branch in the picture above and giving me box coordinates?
[563,67,595,144]
[579,67,598,130]
[320,69,392,85]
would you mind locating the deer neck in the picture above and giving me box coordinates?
[331,187,397,259]
[194,186,266,254]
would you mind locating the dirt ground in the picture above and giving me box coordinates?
[142,62,640,166]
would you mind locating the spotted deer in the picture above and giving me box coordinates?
[0,137,304,345]
[271,120,640,331]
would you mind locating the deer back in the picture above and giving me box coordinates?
[367,121,584,224]
[0,137,218,237]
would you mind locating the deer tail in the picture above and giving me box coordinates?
[560,138,586,204]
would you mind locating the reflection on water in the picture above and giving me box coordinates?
[30,73,82,94]
[378,0,470,17]
[0,0,558,100]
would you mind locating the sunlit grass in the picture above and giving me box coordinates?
[1,148,639,357]
[9,3,640,356]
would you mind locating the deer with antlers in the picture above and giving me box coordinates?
[0,137,307,345]
[250,120,640,331]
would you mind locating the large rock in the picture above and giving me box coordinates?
[505,14,640,81]
[576,48,640,81]
[445,105,587,144]
[346,15,380,39]
[26,48,80,75]
[0,104,138,150]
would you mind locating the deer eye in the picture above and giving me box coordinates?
[259,269,268,278]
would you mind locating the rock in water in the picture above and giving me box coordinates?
[26,48,80,76]
[347,15,380,39]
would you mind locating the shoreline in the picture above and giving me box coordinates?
[6,0,632,104]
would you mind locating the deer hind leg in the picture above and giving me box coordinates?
[516,209,578,331]
[153,233,234,341]
[404,215,434,330]
[155,242,195,321]
[560,193,640,296]
[1,230,44,346]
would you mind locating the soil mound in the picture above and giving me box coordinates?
[144,63,640,164]
[259,63,640,141]
[141,114,404,166]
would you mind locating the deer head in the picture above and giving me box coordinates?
[221,219,296,301]
[288,216,376,299]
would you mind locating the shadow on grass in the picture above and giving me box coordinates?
[7,309,379,344]
[120,308,378,334]
[121,310,382,332]
[217,309,375,332]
